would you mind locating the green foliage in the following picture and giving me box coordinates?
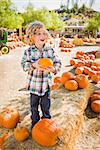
[22,6,64,31]
[85,13,100,32]
[0,0,24,29]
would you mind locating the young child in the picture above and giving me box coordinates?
[21,21,61,129]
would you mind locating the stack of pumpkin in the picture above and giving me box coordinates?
[69,51,100,84]
[72,37,84,46]
[90,90,100,113]
[52,72,89,91]
[60,36,75,49]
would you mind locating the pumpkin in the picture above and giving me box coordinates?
[77,61,85,67]
[90,94,100,102]
[93,90,100,95]
[64,80,78,91]
[14,125,30,142]
[0,134,9,148]
[84,66,91,75]
[75,67,84,75]
[91,65,97,71]
[61,72,75,85]
[91,74,100,83]
[51,84,59,90]
[70,59,75,66]
[75,74,89,89]
[91,100,100,113]
[53,77,61,84]
[38,58,53,68]
[88,70,97,78]
[32,119,61,147]
[0,107,20,129]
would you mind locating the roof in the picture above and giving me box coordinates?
[65,25,85,29]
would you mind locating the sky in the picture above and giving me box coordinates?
[12,0,100,12]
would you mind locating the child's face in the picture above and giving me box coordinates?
[32,28,48,47]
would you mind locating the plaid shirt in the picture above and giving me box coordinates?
[21,44,61,96]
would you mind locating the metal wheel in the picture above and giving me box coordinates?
[1,46,9,54]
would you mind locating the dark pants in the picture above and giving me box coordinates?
[30,91,51,128]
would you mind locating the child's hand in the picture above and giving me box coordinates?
[32,60,40,69]
[32,61,45,71]
[44,66,56,73]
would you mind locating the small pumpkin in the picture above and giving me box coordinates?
[91,74,100,83]
[91,100,100,113]
[0,107,20,129]
[0,134,9,148]
[61,72,75,85]
[75,67,84,75]
[90,94,100,102]
[14,125,30,142]
[70,59,75,66]
[51,84,59,90]
[38,58,53,69]
[32,119,61,147]
[84,66,91,75]
[93,90,100,95]
[53,76,61,84]
[75,74,89,89]
[77,61,85,67]
[64,80,78,91]
[88,70,97,78]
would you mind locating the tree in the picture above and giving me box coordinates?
[22,5,64,31]
[0,0,24,29]
[85,13,100,36]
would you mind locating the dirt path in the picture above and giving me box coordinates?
[0,46,28,106]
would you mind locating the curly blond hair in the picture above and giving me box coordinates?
[26,21,50,37]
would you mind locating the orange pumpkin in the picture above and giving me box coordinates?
[91,74,100,83]
[38,58,53,68]
[14,126,30,142]
[61,72,75,85]
[91,65,97,71]
[0,107,20,129]
[53,77,61,84]
[84,66,91,75]
[32,119,61,147]
[93,90,100,95]
[75,67,84,75]
[91,100,100,113]
[0,134,9,148]
[51,84,59,90]
[91,94,100,102]
[88,70,96,78]
[77,61,85,67]
[75,74,89,89]
[64,80,78,91]
[70,59,75,66]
